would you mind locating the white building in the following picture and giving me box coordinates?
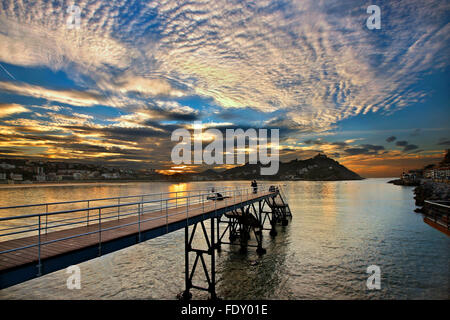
[0,163,15,170]
[101,173,119,179]
[35,174,46,182]
[436,167,450,180]
[9,173,23,181]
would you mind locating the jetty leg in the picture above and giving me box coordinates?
[179,219,218,300]
[210,217,217,300]
[215,216,221,251]
[239,224,248,254]
[180,225,192,300]
[281,206,289,226]
[270,211,278,237]
[255,226,266,255]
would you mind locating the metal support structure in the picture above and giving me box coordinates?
[181,217,218,300]
[218,199,269,255]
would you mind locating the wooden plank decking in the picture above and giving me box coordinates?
[0,191,273,273]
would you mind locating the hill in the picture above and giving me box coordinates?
[185,154,363,181]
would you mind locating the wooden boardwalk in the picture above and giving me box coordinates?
[0,191,273,275]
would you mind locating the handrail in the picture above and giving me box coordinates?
[0,185,280,259]
[0,193,214,236]
[424,200,450,209]
[0,185,240,210]
[0,186,266,221]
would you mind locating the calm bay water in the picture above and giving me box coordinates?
[0,179,448,299]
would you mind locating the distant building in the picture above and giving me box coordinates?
[34,174,46,182]
[34,166,46,181]
[0,163,15,170]
[402,169,422,181]
[0,173,6,180]
[424,169,434,179]
[408,169,423,178]
[436,166,450,180]
[57,175,73,181]
[101,172,119,179]
[9,173,23,181]
[88,171,100,179]
[73,172,83,180]
[46,172,58,181]
[424,167,450,181]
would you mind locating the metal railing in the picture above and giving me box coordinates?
[423,200,450,229]
[0,184,279,267]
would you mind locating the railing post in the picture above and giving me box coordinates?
[45,204,48,235]
[37,215,42,276]
[166,199,169,234]
[98,208,102,256]
[138,203,141,242]
[87,200,90,227]
[118,198,120,221]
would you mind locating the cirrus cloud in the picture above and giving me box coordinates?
[0,0,448,132]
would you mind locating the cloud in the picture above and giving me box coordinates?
[0,10,133,71]
[113,75,185,98]
[0,0,447,133]
[303,139,348,147]
[437,139,450,145]
[394,140,419,152]
[386,136,396,143]
[0,103,30,118]
[300,138,386,157]
[344,144,385,155]
[111,101,200,127]
[396,140,408,147]
[403,144,419,151]
[410,128,421,136]
[304,139,325,145]
[360,144,385,151]
[344,148,372,156]
[0,81,104,107]
[331,141,348,147]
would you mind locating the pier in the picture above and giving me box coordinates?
[0,185,291,298]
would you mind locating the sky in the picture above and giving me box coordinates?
[0,0,449,177]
